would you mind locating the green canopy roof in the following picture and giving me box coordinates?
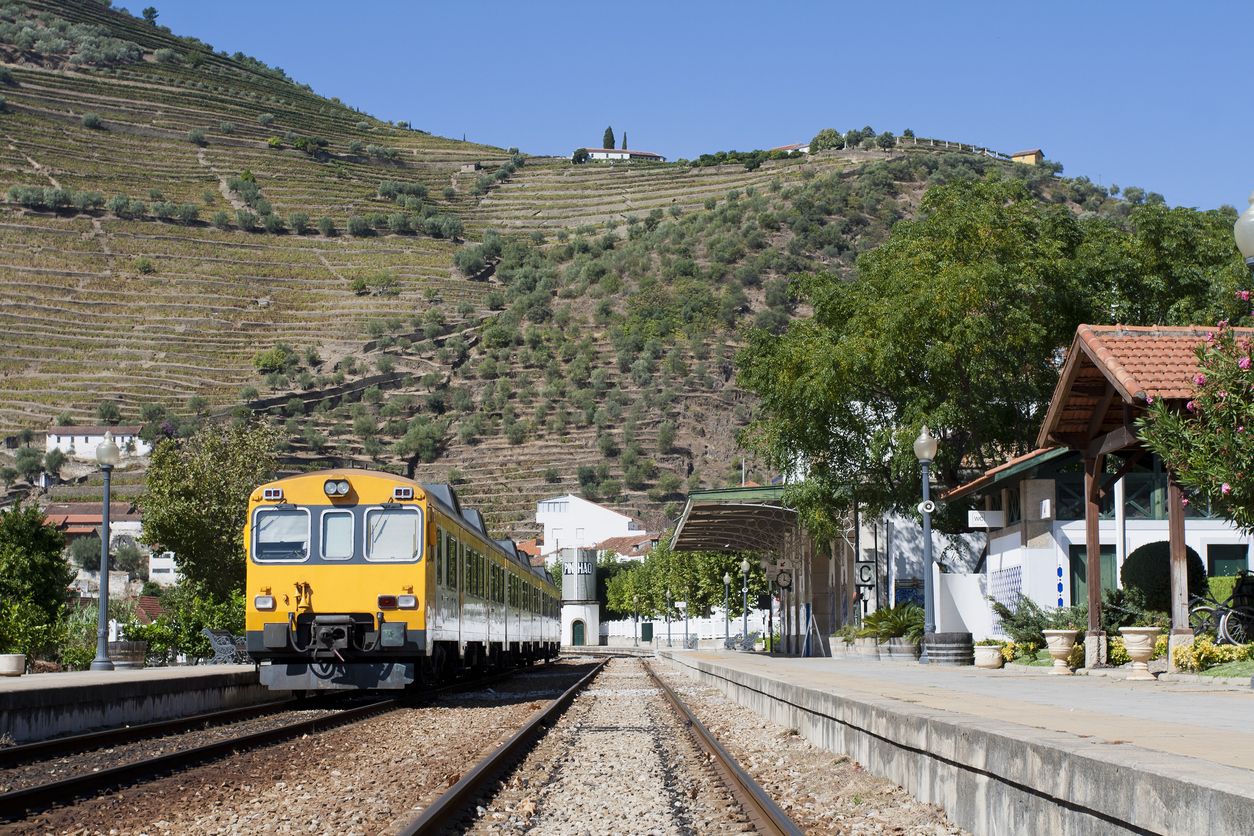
[670,485,797,554]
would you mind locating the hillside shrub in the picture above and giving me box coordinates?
[258,112,275,126]
[346,215,371,237]
[379,181,427,202]
[262,213,285,234]
[219,121,234,134]
[187,128,206,146]
[387,213,411,234]
[133,257,155,274]
[211,210,230,230]
[236,209,258,231]
[81,112,103,129]
[288,212,309,234]
[1120,541,1206,613]
[317,216,335,236]
[175,203,199,223]
[348,140,365,156]
[0,68,12,85]
[253,343,295,373]
[0,95,6,113]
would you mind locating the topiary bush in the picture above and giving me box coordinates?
[1120,540,1206,613]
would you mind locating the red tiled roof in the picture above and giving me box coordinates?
[45,502,141,526]
[940,446,1069,501]
[769,143,807,152]
[596,533,659,557]
[515,539,540,557]
[1010,148,1043,157]
[134,595,163,624]
[1036,324,1254,449]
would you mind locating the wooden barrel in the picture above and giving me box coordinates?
[924,632,974,665]
[108,640,147,670]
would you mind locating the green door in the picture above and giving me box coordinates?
[571,620,585,646]
[641,622,653,643]
[1069,544,1116,606]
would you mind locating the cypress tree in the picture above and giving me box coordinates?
[622,131,628,150]
[602,126,614,150]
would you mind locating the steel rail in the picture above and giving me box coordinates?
[394,658,610,835]
[642,659,803,836]
[0,696,398,821]
[0,697,297,768]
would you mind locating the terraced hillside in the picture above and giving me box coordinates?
[0,0,1109,534]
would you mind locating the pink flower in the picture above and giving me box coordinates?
[1194,373,1207,386]
[1182,496,1190,507]
[1239,290,1252,302]
[1206,332,1215,343]
[1241,356,1251,370]
[1145,395,1154,405]
[1222,483,1232,495]
[1186,400,1197,412]
[1240,426,1246,433]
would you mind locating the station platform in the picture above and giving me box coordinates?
[660,651,1254,836]
[0,664,279,744]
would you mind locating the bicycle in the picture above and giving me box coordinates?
[1188,575,1254,645]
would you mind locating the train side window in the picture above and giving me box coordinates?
[321,510,354,560]
[252,508,310,563]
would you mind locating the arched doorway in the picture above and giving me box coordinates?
[571,620,585,646]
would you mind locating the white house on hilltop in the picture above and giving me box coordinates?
[536,494,644,557]
[46,425,151,461]
[581,148,666,162]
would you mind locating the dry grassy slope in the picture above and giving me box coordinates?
[0,0,972,535]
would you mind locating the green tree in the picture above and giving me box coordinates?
[621,131,627,150]
[139,422,279,599]
[571,148,590,164]
[142,6,159,24]
[602,126,614,150]
[1138,320,1254,529]
[97,400,121,424]
[44,448,66,477]
[809,128,843,152]
[14,446,42,482]
[739,177,1092,517]
[0,502,72,625]
[70,534,102,570]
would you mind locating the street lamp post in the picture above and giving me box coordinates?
[666,589,672,648]
[90,431,120,672]
[1233,191,1254,275]
[740,558,750,650]
[914,425,940,665]
[722,572,731,649]
[633,594,639,647]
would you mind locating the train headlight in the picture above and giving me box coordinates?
[377,594,398,609]
[324,479,351,497]
[397,594,417,609]
[254,595,275,611]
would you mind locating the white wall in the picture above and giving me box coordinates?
[46,431,151,461]
[148,550,180,587]
[536,494,640,556]
[562,603,599,646]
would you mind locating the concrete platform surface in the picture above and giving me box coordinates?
[0,663,250,693]
[0,664,276,743]
[664,651,1254,835]
[687,652,1254,772]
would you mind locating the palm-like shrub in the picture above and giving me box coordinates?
[858,604,924,641]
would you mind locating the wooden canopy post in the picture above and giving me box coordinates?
[1083,455,1106,666]
[1167,477,1192,670]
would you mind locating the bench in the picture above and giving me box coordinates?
[201,627,249,664]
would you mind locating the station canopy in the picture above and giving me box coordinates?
[670,486,797,553]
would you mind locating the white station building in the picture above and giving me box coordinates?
[46,425,151,461]
[535,493,645,558]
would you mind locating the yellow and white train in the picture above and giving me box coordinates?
[244,469,560,690]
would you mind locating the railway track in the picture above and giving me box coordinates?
[0,667,532,823]
[398,655,802,834]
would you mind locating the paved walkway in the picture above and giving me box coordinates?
[0,664,250,693]
[680,651,1254,774]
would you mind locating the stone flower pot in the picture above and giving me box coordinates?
[974,645,1005,669]
[1042,629,1080,675]
[853,637,880,660]
[108,640,148,670]
[886,637,920,660]
[1119,626,1161,681]
[0,653,25,676]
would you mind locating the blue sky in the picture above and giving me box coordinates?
[150,1,1252,211]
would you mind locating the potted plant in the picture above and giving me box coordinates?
[1118,618,1165,681]
[831,625,858,657]
[974,639,1005,669]
[0,601,36,677]
[858,604,923,660]
[1042,609,1085,676]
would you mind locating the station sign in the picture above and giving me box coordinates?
[855,561,876,587]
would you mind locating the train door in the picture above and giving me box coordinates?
[434,528,445,633]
